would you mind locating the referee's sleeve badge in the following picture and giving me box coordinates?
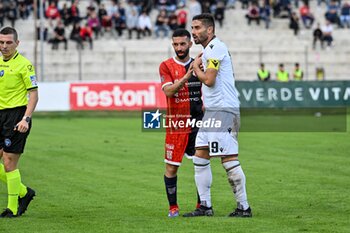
[30,75,37,86]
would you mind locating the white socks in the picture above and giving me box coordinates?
[222,160,249,210]
[193,156,212,208]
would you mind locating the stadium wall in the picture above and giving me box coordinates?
[36,81,350,111]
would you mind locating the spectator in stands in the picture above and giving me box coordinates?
[87,10,101,39]
[157,0,168,11]
[260,1,271,29]
[7,0,18,28]
[70,22,83,49]
[176,3,187,29]
[166,0,177,12]
[215,1,226,28]
[80,22,93,50]
[168,11,179,31]
[155,10,170,38]
[273,0,292,18]
[321,20,334,48]
[189,0,202,20]
[246,2,260,25]
[293,63,303,80]
[325,0,341,27]
[18,0,29,20]
[70,0,81,25]
[289,12,300,35]
[113,3,126,38]
[276,63,289,82]
[98,3,112,35]
[125,1,139,39]
[299,2,314,29]
[257,63,271,81]
[240,0,249,9]
[138,10,152,38]
[340,2,350,28]
[227,0,236,9]
[51,20,68,50]
[313,23,324,49]
[46,1,60,27]
[60,3,72,26]
[0,3,5,28]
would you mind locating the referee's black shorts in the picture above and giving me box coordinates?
[0,106,31,154]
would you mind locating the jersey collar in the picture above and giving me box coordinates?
[172,56,192,66]
[2,51,19,62]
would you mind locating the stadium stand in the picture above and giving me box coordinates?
[4,0,350,81]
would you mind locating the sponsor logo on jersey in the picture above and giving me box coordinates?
[0,70,4,77]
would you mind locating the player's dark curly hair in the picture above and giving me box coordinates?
[192,13,215,31]
[172,28,191,39]
[0,27,18,41]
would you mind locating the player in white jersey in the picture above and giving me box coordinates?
[183,13,252,217]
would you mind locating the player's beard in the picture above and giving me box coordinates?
[176,48,190,60]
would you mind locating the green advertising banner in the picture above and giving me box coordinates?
[236,81,350,108]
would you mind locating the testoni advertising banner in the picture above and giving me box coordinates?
[69,82,167,110]
[236,81,350,108]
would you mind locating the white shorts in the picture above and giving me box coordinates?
[195,110,240,157]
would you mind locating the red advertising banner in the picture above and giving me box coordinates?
[70,82,167,110]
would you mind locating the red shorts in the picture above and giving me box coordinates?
[164,130,197,166]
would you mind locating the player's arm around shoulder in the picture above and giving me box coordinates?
[192,53,217,87]
[162,63,193,98]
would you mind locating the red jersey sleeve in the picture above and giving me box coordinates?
[159,61,174,90]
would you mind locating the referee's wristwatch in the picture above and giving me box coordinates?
[22,116,31,123]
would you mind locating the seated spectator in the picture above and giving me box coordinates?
[113,2,126,37]
[98,3,112,35]
[273,0,292,18]
[154,10,169,38]
[260,1,271,29]
[80,23,93,50]
[70,0,81,25]
[60,3,72,26]
[321,20,334,48]
[325,0,341,27]
[125,1,139,39]
[313,23,324,49]
[168,11,179,31]
[289,11,299,35]
[18,1,29,20]
[340,2,350,28]
[176,3,187,29]
[70,22,83,49]
[7,0,18,28]
[246,2,260,25]
[51,20,68,50]
[215,1,225,28]
[46,1,60,27]
[241,0,249,9]
[138,11,152,38]
[87,11,101,39]
[299,3,314,29]
[166,0,177,12]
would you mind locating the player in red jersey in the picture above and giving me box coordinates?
[159,28,203,217]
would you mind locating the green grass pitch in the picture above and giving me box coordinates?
[0,111,349,233]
